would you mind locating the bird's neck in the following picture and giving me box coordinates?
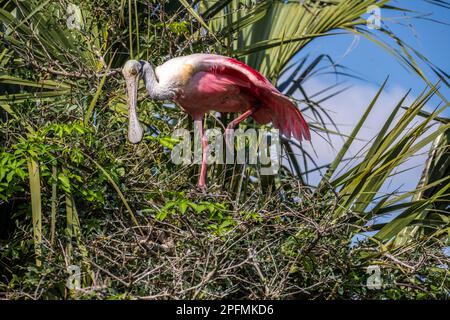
[140,61,174,101]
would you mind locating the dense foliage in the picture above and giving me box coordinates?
[0,0,448,299]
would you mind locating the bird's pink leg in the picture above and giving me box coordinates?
[194,116,208,190]
[226,107,257,131]
[225,107,256,147]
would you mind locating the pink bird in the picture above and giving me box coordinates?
[122,54,310,189]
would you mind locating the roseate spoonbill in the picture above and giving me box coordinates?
[122,53,310,189]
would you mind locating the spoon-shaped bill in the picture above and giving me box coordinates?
[124,74,144,144]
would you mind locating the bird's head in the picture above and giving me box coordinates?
[122,60,142,79]
[122,60,144,144]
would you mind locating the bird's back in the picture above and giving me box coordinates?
[156,54,310,141]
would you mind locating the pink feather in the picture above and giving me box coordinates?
[175,55,310,141]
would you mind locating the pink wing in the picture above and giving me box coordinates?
[191,54,311,141]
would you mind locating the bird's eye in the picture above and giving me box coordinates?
[130,68,137,75]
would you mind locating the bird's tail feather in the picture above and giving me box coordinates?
[252,92,310,141]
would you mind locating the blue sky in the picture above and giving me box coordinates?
[301,0,449,114]
[291,0,449,191]
[285,0,450,237]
